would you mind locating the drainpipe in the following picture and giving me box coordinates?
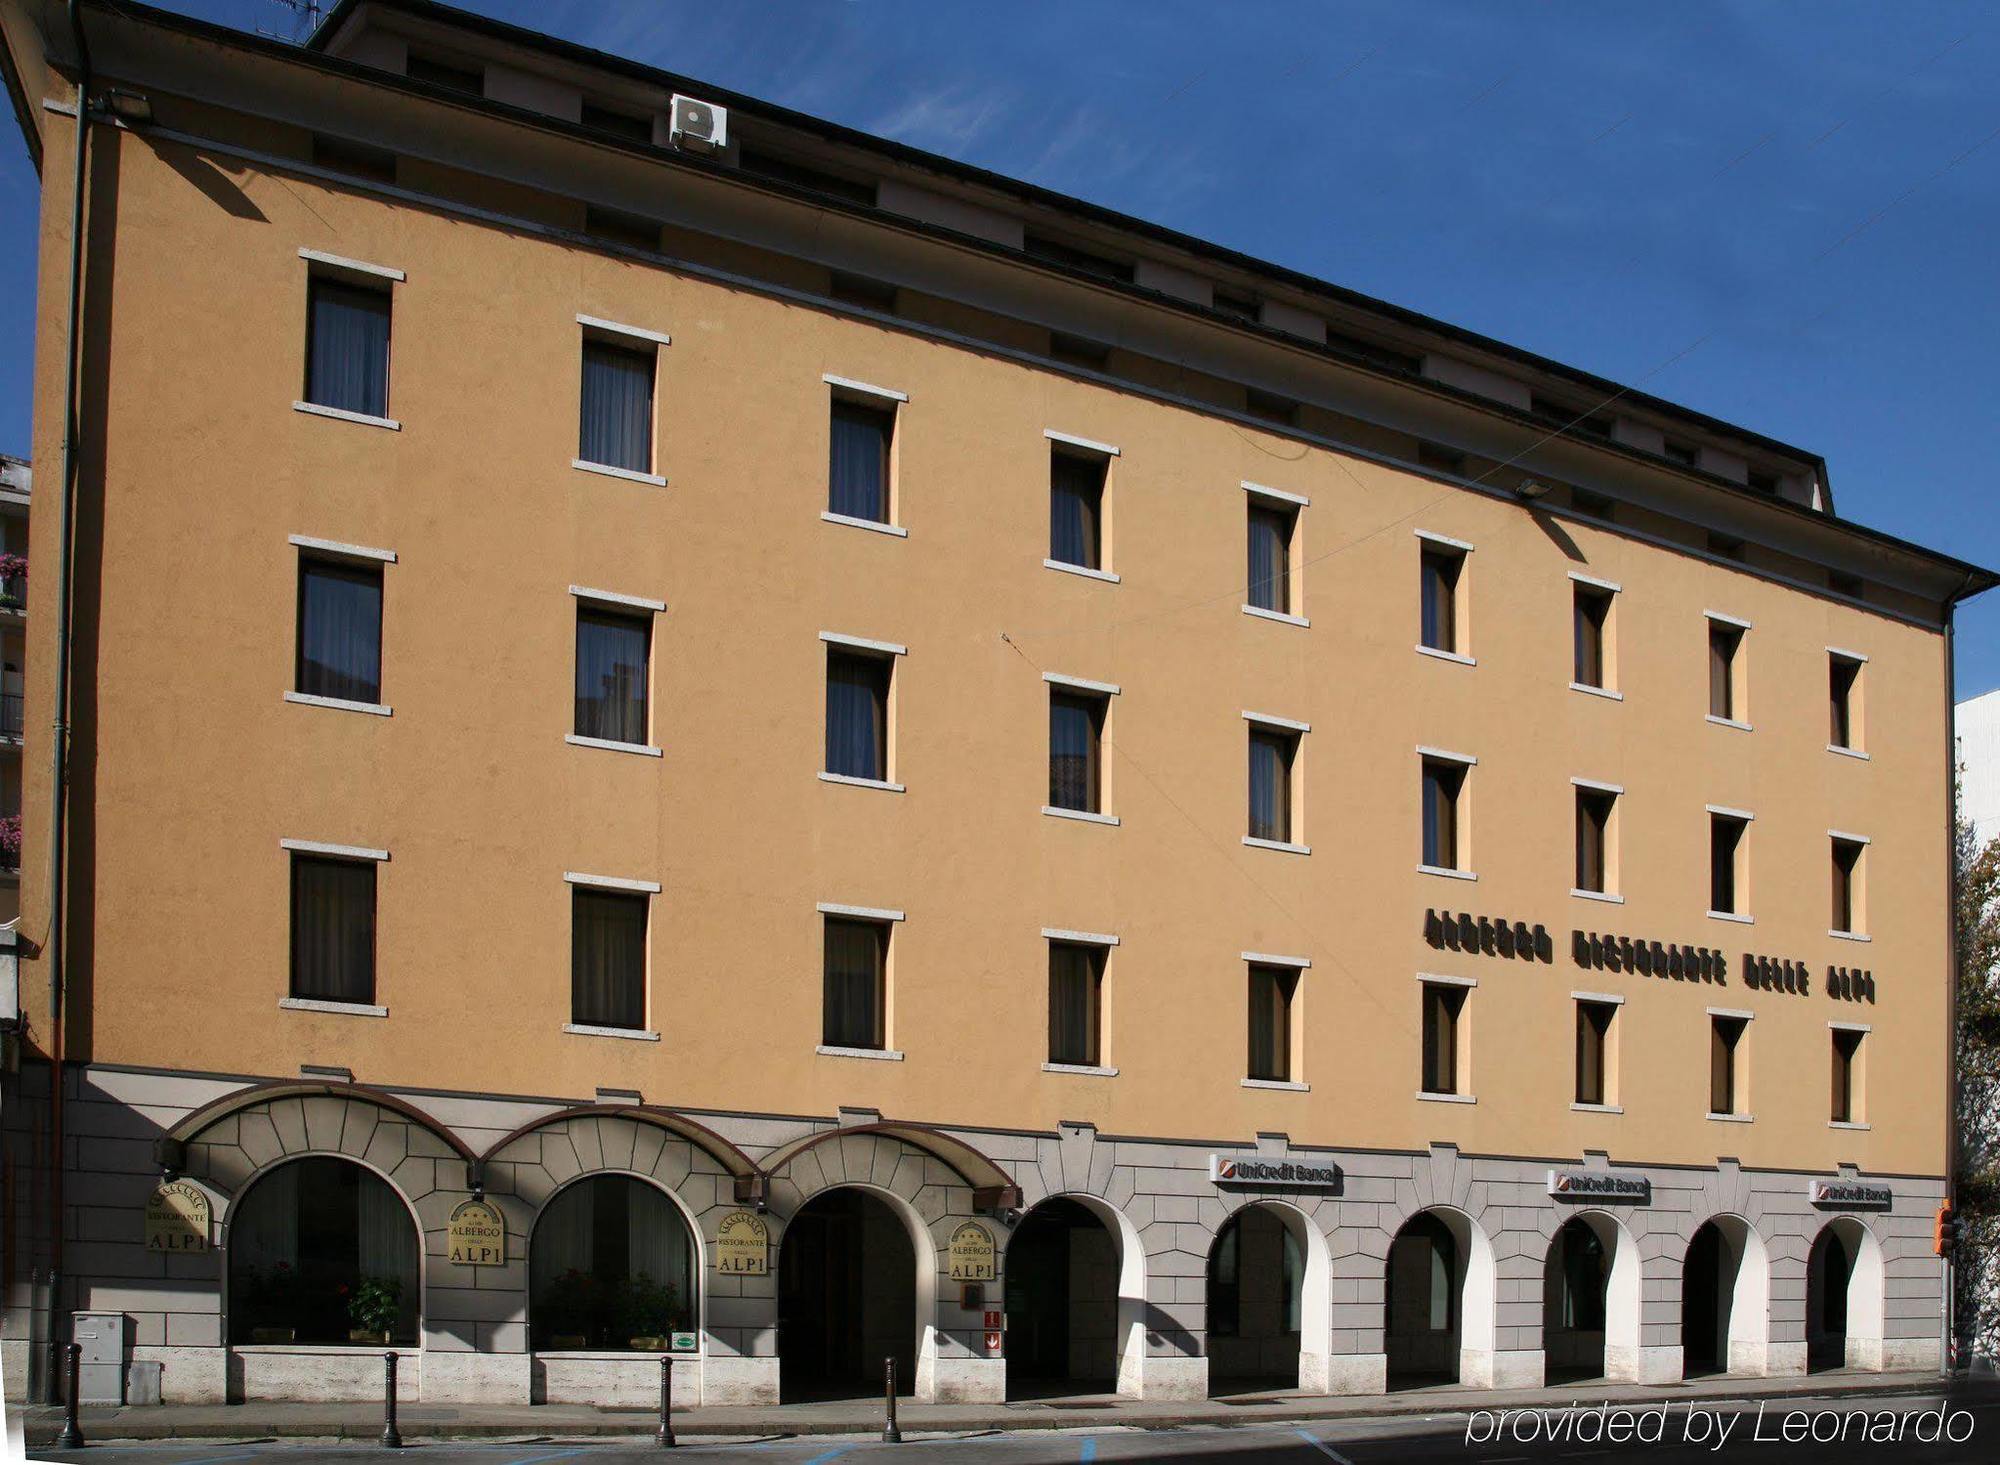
[1942,571,1977,1375]
[42,0,91,1404]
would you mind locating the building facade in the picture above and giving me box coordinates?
[0,0,1988,1409]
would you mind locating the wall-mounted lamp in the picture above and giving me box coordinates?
[1514,478,1553,502]
[96,88,152,124]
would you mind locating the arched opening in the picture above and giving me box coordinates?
[529,1174,699,1351]
[227,1157,419,1346]
[1003,1197,1120,1399]
[1205,1205,1312,1396]
[1681,1216,1770,1377]
[1807,1218,1884,1371]
[779,1187,920,1402]
[1384,1209,1482,1388]
[1544,1217,1608,1382]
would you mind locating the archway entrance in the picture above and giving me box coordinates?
[529,1175,698,1350]
[1205,1206,1304,1395]
[1681,1217,1768,1377]
[1385,1211,1466,1387]
[1807,1218,1884,1371]
[779,1188,918,1401]
[1004,1198,1119,1399]
[227,1157,419,1345]
[1545,1217,1608,1382]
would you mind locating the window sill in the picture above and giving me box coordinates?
[1705,714,1753,732]
[1043,804,1119,826]
[566,734,663,759]
[1570,887,1624,904]
[1416,1090,1476,1105]
[1570,681,1623,702]
[533,1348,700,1360]
[572,458,667,487]
[1242,1077,1309,1092]
[1044,1062,1119,1078]
[1418,864,1477,882]
[563,1022,661,1042]
[279,996,387,1018]
[821,510,907,538]
[1706,1111,1754,1123]
[1828,1120,1871,1131]
[1415,644,1476,667]
[1242,604,1310,628]
[1244,835,1310,856]
[285,691,391,717]
[1570,1102,1624,1115]
[1044,558,1120,584]
[820,771,906,793]
[1829,929,1872,943]
[817,1044,905,1062]
[1828,744,1870,761]
[1706,909,1754,925]
[293,400,400,431]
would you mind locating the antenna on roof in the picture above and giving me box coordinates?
[258,0,328,45]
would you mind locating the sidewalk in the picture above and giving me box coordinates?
[14,1370,1966,1446]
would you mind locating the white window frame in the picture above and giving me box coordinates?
[573,314,670,486]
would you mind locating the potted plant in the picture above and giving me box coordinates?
[345,1275,402,1344]
[617,1273,682,1351]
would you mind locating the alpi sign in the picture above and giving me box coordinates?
[1209,1155,1342,1192]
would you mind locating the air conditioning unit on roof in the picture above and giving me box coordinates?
[670,94,728,153]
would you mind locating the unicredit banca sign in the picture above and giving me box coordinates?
[1209,1155,1342,1192]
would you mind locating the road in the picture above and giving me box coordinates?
[29,1384,2000,1464]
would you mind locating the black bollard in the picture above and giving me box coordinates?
[656,1352,676,1449]
[881,1356,901,1444]
[53,1342,84,1450]
[380,1350,403,1449]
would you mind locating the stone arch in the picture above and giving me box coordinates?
[1807,1215,1885,1370]
[1542,1209,1644,1383]
[1681,1213,1772,1377]
[1002,1191,1148,1400]
[1201,1195,1333,1396]
[524,1170,704,1349]
[1381,1204,1498,1388]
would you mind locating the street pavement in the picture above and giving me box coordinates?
[23,1379,2000,1464]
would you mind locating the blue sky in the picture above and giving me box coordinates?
[3,1,1998,688]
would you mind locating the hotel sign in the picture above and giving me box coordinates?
[447,1199,507,1266]
[1424,909,1553,964]
[715,1210,770,1276]
[1810,1180,1892,1210]
[949,1222,998,1282]
[144,1181,211,1252]
[1572,930,1725,983]
[1209,1155,1342,1192]
[1547,1169,1650,1204]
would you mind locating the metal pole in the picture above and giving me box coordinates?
[655,1351,675,1448]
[53,1342,83,1449]
[881,1355,900,1444]
[380,1351,402,1449]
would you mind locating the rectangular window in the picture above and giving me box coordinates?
[1247,964,1298,1082]
[1419,544,1463,653]
[291,854,376,1004]
[1048,943,1105,1067]
[406,53,483,94]
[1050,449,1107,571]
[1829,654,1862,750]
[1421,758,1467,871]
[739,148,878,208]
[296,558,383,704]
[580,101,653,142]
[1710,1014,1747,1115]
[571,888,647,1030]
[1708,621,1744,720]
[1831,1028,1864,1124]
[1023,233,1134,284]
[1247,726,1298,844]
[1420,983,1465,1095]
[1575,999,1616,1106]
[579,337,657,474]
[1246,501,1296,614]
[825,647,891,781]
[574,608,651,746]
[828,396,895,524]
[1573,583,1613,689]
[304,274,391,419]
[1574,786,1617,895]
[1049,690,1106,814]
[1710,812,1748,915]
[1831,837,1865,935]
[822,916,887,1049]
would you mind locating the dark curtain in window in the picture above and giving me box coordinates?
[1048,944,1101,1066]
[1575,1002,1611,1105]
[1831,841,1860,931]
[1049,452,1104,568]
[228,1158,419,1345]
[575,610,650,744]
[1575,791,1610,892]
[529,1175,697,1350]
[1420,550,1458,652]
[290,856,375,1004]
[1829,658,1858,747]
[1049,693,1101,811]
[825,650,889,780]
[1709,817,1739,912]
[822,917,885,1048]
[1422,762,1461,869]
[1708,627,1738,718]
[1247,504,1292,613]
[1421,985,1460,1094]
[1831,1031,1860,1123]
[572,889,647,1029]
[1710,1017,1741,1113]
[1573,590,1607,685]
[296,559,383,704]
[829,399,893,521]
[579,340,655,473]
[305,276,391,418]
[1248,729,1293,843]
[1247,965,1294,1081]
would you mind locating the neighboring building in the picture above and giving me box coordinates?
[0,453,24,922]
[1957,688,2000,849]
[0,0,1990,1410]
